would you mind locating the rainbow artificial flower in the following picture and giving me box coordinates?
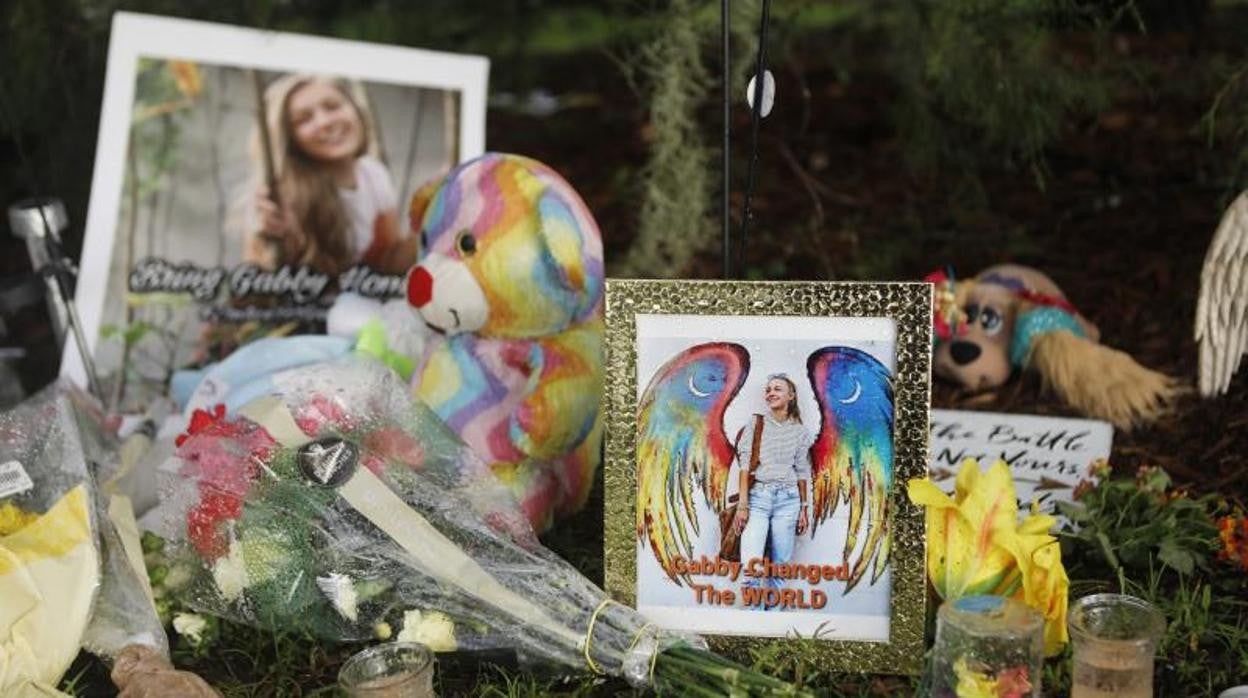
[908,459,1070,655]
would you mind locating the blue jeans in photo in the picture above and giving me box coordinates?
[739,482,800,594]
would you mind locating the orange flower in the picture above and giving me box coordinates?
[1086,459,1111,479]
[167,60,202,99]
[1217,515,1248,572]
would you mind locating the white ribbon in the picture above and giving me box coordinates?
[238,397,580,647]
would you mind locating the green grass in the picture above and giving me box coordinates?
[1124,565,1248,694]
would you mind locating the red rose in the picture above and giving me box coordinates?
[293,395,357,437]
[362,427,425,469]
[187,491,243,559]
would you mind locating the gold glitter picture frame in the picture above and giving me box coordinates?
[603,279,931,675]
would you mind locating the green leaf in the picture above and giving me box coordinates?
[1158,540,1195,576]
[1096,531,1121,570]
[1057,501,1089,523]
[123,321,156,345]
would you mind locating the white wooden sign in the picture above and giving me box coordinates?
[928,409,1113,514]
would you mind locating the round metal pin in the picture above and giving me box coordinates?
[297,437,359,488]
[745,70,775,118]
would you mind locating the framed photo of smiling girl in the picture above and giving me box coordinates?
[62,12,487,411]
[602,279,932,675]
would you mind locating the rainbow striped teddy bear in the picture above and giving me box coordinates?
[404,153,604,532]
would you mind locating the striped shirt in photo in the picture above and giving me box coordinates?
[735,413,814,485]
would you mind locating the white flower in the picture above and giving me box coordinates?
[173,613,208,645]
[396,609,422,642]
[211,538,249,602]
[316,572,359,622]
[163,564,193,591]
[397,609,457,652]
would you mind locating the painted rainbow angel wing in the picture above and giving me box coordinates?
[636,342,749,584]
[807,346,894,592]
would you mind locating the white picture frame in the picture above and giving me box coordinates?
[62,12,489,391]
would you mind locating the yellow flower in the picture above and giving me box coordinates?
[908,459,1069,655]
[0,501,38,536]
[397,609,457,652]
[908,460,1023,598]
[1001,509,1069,655]
[953,657,998,698]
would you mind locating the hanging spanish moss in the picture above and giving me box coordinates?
[617,0,758,278]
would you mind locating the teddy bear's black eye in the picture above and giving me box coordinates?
[980,307,1004,336]
[420,230,428,251]
[456,231,477,257]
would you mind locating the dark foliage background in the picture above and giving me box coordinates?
[2,0,1246,393]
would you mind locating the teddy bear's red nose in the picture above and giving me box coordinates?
[406,266,434,308]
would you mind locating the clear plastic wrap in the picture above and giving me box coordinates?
[1,384,219,698]
[147,358,807,695]
[81,484,170,659]
[84,492,219,698]
[0,383,102,694]
[63,390,172,661]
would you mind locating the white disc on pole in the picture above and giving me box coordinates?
[745,70,775,118]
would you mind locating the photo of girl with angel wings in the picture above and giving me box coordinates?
[634,337,895,626]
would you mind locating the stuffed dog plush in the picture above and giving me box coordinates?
[405,154,604,532]
[930,264,1178,430]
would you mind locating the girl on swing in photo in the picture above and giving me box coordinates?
[243,74,418,277]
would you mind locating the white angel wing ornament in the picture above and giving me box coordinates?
[1196,191,1248,397]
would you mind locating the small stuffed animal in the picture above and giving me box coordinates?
[404,153,604,532]
[929,264,1178,430]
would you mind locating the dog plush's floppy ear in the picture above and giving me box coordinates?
[1025,330,1181,430]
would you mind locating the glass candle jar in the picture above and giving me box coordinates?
[1068,594,1165,698]
[338,642,436,697]
[929,595,1044,698]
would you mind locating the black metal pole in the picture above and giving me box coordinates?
[722,0,732,280]
[8,199,104,399]
[737,0,771,279]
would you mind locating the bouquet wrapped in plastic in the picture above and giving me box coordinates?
[0,384,101,695]
[148,359,806,695]
[0,384,215,697]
